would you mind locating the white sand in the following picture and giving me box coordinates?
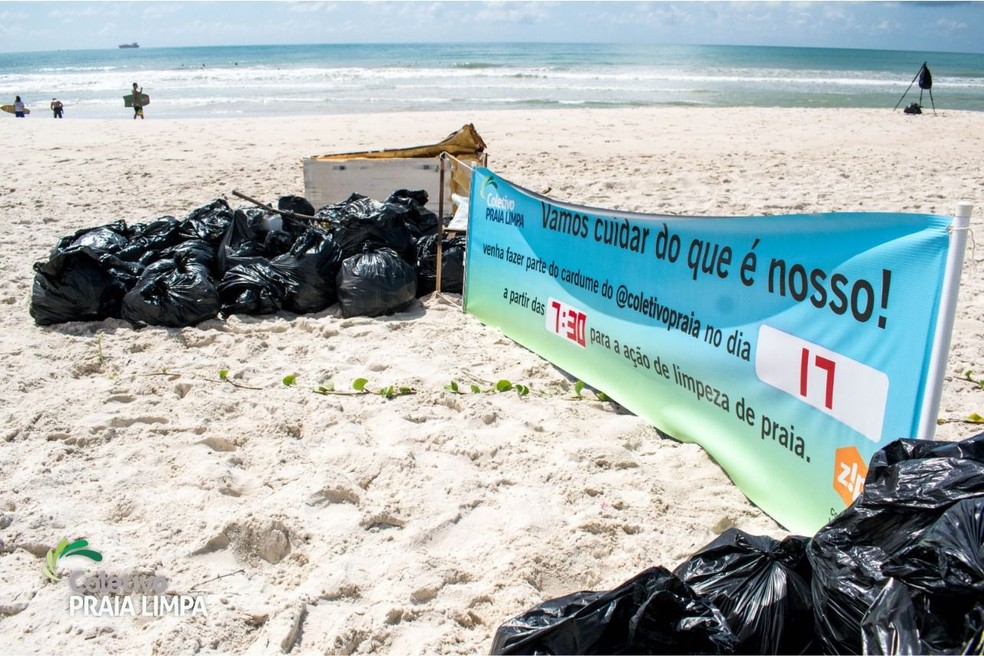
[0,107,982,654]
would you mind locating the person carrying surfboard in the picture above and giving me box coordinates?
[13,96,26,118]
[131,83,144,119]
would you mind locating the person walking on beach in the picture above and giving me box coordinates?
[50,98,64,118]
[131,83,144,119]
[13,96,26,117]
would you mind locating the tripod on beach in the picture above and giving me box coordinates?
[894,62,935,114]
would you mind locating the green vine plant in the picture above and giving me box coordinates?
[139,367,614,405]
[142,367,263,390]
[96,334,106,367]
[572,379,611,402]
[955,370,984,424]
[217,369,264,390]
[313,378,416,400]
[962,370,984,390]
[445,379,530,397]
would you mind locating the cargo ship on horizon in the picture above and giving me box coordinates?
[118,42,139,49]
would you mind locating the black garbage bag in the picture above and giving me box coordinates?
[31,220,143,325]
[270,227,343,314]
[336,247,416,318]
[51,220,129,256]
[218,207,307,273]
[117,216,183,263]
[415,233,466,296]
[315,192,380,223]
[858,495,984,654]
[218,258,297,316]
[673,528,815,655]
[387,188,429,208]
[387,189,439,238]
[155,239,219,275]
[882,495,984,597]
[808,432,984,655]
[490,566,738,655]
[179,198,234,245]
[278,194,315,218]
[120,254,220,327]
[30,246,133,325]
[861,571,984,655]
[961,606,984,654]
[317,193,417,265]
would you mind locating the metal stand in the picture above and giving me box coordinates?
[894,62,935,114]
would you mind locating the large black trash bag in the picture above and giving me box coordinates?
[808,431,984,655]
[31,220,141,325]
[218,259,297,316]
[117,216,183,263]
[387,189,439,238]
[883,495,984,597]
[315,192,380,223]
[415,233,466,296]
[317,193,417,265]
[51,220,129,256]
[179,198,234,245]
[120,254,220,327]
[336,247,416,318]
[270,228,343,314]
[277,194,315,217]
[490,566,738,655]
[30,247,132,325]
[217,207,307,273]
[156,239,219,274]
[673,528,815,655]
[860,573,984,655]
[859,495,984,655]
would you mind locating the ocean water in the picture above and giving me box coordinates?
[0,42,981,119]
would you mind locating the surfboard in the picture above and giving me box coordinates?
[123,93,151,108]
[1,105,30,115]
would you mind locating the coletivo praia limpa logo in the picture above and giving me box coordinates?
[43,538,103,581]
[43,536,207,617]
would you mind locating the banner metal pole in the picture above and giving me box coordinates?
[917,202,973,439]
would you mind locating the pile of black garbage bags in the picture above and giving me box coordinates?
[30,190,468,327]
[492,431,984,655]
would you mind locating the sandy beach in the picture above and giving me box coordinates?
[1,107,982,654]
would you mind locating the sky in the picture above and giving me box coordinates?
[0,1,981,54]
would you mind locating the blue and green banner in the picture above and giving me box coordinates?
[464,166,959,534]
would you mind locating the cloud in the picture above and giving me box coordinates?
[46,5,107,19]
[286,1,337,14]
[97,22,120,38]
[141,3,186,20]
[473,1,552,25]
[935,17,967,32]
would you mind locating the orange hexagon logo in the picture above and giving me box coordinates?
[833,446,868,507]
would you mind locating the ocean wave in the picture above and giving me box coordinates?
[4,43,982,118]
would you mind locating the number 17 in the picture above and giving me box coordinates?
[801,348,836,410]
